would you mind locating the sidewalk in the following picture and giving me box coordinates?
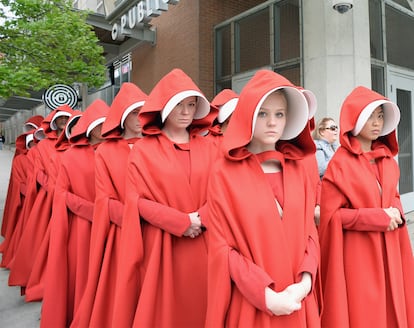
[0,147,413,327]
[0,148,41,328]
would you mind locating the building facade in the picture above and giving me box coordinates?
[3,0,414,210]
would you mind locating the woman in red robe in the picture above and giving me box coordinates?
[0,128,36,238]
[23,115,44,133]
[205,69,321,327]
[207,88,239,141]
[8,105,73,291]
[40,100,109,328]
[2,131,40,270]
[0,130,35,268]
[25,110,83,302]
[112,68,218,327]
[5,114,53,274]
[319,86,414,327]
[73,82,148,328]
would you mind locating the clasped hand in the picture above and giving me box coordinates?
[265,272,311,316]
[384,207,403,231]
[183,211,203,238]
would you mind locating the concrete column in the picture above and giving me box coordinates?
[302,0,371,123]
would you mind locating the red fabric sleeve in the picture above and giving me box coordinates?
[297,236,318,291]
[228,248,274,314]
[340,208,390,231]
[108,198,123,227]
[66,191,94,222]
[198,203,208,228]
[137,198,191,236]
[391,197,406,224]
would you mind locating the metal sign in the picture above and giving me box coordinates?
[43,84,78,110]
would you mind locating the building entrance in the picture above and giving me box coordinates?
[389,66,414,212]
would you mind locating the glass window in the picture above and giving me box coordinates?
[113,63,121,86]
[215,80,232,94]
[103,0,116,15]
[275,1,300,62]
[215,25,232,79]
[235,8,270,73]
[214,0,301,94]
[390,0,413,11]
[371,65,385,95]
[112,54,131,86]
[121,62,130,82]
[397,88,413,194]
[369,0,383,60]
[275,65,300,86]
[96,1,105,15]
[386,5,414,70]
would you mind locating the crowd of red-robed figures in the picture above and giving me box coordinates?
[1,68,413,328]
[0,69,239,327]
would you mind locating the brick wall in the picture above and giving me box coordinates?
[198,0,264,99]
[131,1,200,94]
[131,0,263,99]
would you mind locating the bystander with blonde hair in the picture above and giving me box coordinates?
[312,117,339,178]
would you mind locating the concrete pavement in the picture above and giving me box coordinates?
[0,147,413,327]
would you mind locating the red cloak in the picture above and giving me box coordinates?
[1,131,28,235]
[73,139,133,328]
[73,82,147,328]
[0,130,31,238]
[8,106,75,290]
[1,146,37,269]
[40,100,109,328]
[0,131,34,267]
[7,109,60,288]
[6,112,54,270]
[40,144,97,327]
[112,68,218,327]
[25,111,81,302]
[6,113,55,270]
[319,86,414,327]
[205,69,321,327]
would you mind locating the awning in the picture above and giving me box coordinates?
[0,92,44,122]
[87,12,155,64]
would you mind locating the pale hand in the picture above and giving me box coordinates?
[284,272,312,303]
[265,272,311,316]
[384,207,403,231]
[265,287,301,316]
[183,211,202,238]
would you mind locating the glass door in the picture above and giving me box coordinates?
[388,67,414,213]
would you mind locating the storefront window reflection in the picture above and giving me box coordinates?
[113,54,131,86]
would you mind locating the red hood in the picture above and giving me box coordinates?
[55,110,82,150]
[223,69,315,161]
[339,86,399,156]
[139,68,217,136]
[70,99,110,145]
[102,82,148,139]
[15,130,35,155]
[211,89,239,107]
[24,115,44,132]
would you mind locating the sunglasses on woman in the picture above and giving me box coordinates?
[325,125,338,131]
